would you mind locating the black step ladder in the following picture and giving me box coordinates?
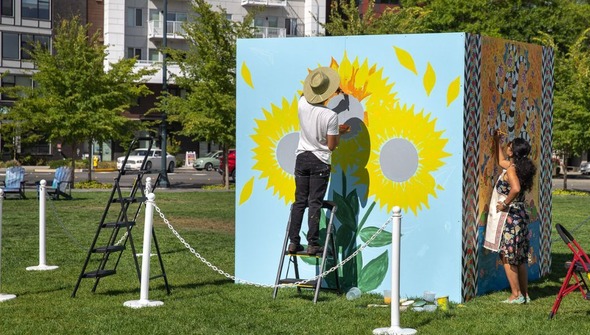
[71,136,170,297]
[273,201,340,303]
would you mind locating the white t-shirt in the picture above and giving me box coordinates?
[296,96,339,164]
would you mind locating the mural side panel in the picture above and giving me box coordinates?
[476,36,546,295]
[462,33,482,302]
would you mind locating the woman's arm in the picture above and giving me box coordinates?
[494,131,511,169]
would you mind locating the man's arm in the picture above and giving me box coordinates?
[327,134,339,151]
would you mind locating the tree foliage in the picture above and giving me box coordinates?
[326,0,590,185]
[1,17,154,178]
[158,0,254,187]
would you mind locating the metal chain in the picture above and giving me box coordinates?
[151,201,393,289]
[43,193,86,250]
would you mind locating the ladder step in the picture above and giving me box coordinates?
[101,221,136,228]
[286,250,334,258]
[278,278,318,288]
[82,269,116,278]
[112,196,147,203]
[93,245,125,253]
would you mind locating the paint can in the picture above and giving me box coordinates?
[436,296,449,311]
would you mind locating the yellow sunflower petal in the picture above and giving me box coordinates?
[446,76,461,107]
[239,177,255,205]
[241,61,254,89]
[393,46,417,75]
[423,62,436,97]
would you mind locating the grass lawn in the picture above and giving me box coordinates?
[0,190,589,334]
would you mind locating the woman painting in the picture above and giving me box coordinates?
[491,132,536,304]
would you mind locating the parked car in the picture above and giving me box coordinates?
[218,149,236,182]
[581,161,589,175]
[116,148,176,173]
[193,151,222,171]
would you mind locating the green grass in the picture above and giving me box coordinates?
[0,191,589,334]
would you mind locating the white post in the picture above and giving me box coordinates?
[373,206,416,335]
[145,177,152,194]
[0,189,16,302]
[124,193,163,308]
[26,180,58,271]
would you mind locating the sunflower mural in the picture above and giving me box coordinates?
[238,33,459,295]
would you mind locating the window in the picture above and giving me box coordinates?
[22,0,49,20]
[2,32,19,59]
[126,7,143,27]
[148,48,159,62]
[21,34,49,59]
[267,16,278,28]
[167,12,187,22]
[149,9,160,21]
[286,18,298,36]
[1,75,33,101]
[1,0,13,17]
[127,47,142,60]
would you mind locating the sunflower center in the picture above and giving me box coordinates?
[380,138,418,182]
[276,132,298,175]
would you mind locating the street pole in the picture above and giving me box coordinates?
[160,0,170,187]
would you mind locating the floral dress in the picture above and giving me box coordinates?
[496,174,530,265]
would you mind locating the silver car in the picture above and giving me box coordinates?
[193,151,222,171]
[581,161,590,175]
[117,148,176,173]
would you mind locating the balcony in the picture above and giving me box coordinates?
[254,26,286,38]
[241,0,287,7]
[134,60,181,85]
[148,20,186,40]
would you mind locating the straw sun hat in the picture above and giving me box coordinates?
[303,67,341,104]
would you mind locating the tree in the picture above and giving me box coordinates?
[323,0,429,36]
[158,0,254,188]
[539,29,590,189]
[1,17,155,182]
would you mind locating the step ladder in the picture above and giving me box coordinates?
[272,201,340,303]
[71,136,170,297]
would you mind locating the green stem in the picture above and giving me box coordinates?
[358,201,376,231]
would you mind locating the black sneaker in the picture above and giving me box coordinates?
[307,245,323,255]
[288,243,304,254]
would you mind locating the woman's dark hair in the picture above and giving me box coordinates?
[511,138,536,192]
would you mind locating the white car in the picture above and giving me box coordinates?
[581,161,589,175]
[117,148,176,173]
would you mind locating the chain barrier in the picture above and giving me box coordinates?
[44,194,86,250]
[151,201,393,289]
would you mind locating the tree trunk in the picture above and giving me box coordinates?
[223,145,229,190]
[561,153,568,190]
[70,143,76,188]
[87,139,93,182]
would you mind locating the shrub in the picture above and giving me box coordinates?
[48,159,89,169]
[75,180,112,189]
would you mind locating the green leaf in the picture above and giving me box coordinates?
[345,189,360,218]
[332,191,357,230]
[359,226,392,247]
[358,250,389,292]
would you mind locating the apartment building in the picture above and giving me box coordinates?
[103,0,329,158]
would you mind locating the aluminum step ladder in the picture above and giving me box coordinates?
[272,201,340,303]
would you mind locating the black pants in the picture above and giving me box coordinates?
[289,151,331,246]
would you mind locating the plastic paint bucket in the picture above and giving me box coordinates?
[436,296,449,311]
